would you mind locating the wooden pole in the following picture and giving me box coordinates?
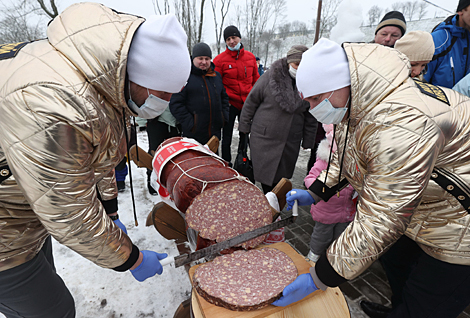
[314,0,322,44]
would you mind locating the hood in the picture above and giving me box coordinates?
[343,43,410,127]
[46,3,144,112]
[434,15,467,38]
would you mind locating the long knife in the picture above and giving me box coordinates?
[160,195,298,268]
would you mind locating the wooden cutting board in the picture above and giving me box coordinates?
[189,242,350,318]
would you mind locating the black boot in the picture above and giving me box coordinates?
[360,300,391,318]
[117,181,126,192]
[147,173,157,195]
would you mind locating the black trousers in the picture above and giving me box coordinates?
[221,105,241,164]
[0,236,75,318]
[381,235,470,318]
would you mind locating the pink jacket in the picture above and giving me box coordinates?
[304,125,356,224]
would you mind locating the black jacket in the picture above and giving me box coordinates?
[169,63,229,145]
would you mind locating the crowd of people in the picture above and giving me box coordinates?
[1,1,470,317]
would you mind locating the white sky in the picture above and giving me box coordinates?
[55,0,458,44]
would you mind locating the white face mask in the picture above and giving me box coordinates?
[308,91,349,124]
[127,87,169,119]
[227,42,241,51]
[289,65,297,78]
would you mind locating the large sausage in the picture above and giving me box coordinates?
[193,247,298,311]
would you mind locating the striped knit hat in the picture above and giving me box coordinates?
[375,11,406,35]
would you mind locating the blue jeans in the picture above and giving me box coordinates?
[0,236,75,318]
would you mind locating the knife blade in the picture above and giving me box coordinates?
[160,194,298,268]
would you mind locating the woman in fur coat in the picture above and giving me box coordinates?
[238,45,318,193]
[304,124,357,262]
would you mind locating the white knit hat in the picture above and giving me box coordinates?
[127,14,191,93]
[296,38,351,98]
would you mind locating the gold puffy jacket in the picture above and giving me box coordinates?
[317,43,470,280]
[0,3,144,271]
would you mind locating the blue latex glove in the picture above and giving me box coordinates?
[272,273,318,307]
[286,189,315,210]
[130,251,168,282]
[113,219,127,235]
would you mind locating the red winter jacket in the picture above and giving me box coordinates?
[213,45,260,110]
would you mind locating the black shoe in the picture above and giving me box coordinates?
[360,300,391,318]
[117,181,126,192]
[148,181,157,195]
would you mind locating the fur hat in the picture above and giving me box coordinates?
[375,11,406,35]
[127,14,190,93]
[395,31,435,62]
[223,25,241,41]
[296,38,351,99]
[286,45,309,64]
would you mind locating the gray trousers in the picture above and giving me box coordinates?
[310,221,350,255]
[0,236,75,318]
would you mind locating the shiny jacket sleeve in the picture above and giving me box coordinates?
[1,85,137,270]
[313,102,443,283]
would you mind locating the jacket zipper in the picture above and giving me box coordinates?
[202,75,212,137]
[451,57,455,86]
[466,34,469,76]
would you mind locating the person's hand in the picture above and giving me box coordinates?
[286,189,315,210]
[113,219,127,235]
[272,273,318,307]
[130,251,168,282]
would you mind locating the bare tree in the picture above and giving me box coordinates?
[402,1,418,21]
[173,0,206,50]
[368,5,382,26]
[233,0,286,56]
[312,0,341,38]
[417,1,428,20]
[0,0,59,43]
[210,0,232,54]
[291,20,308,36]
[152,0,171,14]
[391,2,403,11]
[278,22,292,39]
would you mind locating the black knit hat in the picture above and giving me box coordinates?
[223,25,241,41]
[375,11,406,35]
[457,0,470,12]
[192,42,212,59]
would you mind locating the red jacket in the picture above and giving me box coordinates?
[213,45,260,110]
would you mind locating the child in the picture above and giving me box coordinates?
[394,30,434,80]
[304,124,357,262]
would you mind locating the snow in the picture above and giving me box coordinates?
[330,0,365,44]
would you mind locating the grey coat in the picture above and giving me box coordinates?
[239,57,318,186]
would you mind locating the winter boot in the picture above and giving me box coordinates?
[117,181,126,192]
[147,173,157,196]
